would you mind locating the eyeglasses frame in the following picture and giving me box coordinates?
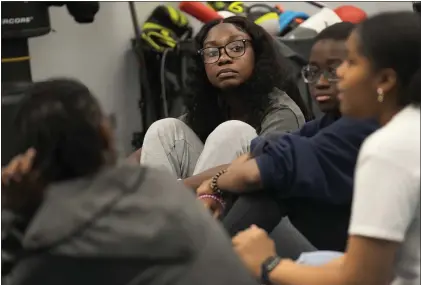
[197,39,252,64]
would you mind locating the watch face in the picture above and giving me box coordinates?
[266,256,281,271]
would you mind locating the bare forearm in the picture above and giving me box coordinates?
[217,159,262,193]
[271,238,399,285]
[183,164,230,190]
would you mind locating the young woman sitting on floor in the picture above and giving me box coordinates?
[129,16,310,186]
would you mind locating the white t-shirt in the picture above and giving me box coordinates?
[349,105,420,285]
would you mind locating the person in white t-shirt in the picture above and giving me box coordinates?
[230,11,421,285]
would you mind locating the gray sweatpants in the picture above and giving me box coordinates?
[140,118,257,179]
[140,118,316,259]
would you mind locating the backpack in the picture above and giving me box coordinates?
[130,5,193,148]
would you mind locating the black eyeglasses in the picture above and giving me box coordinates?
[198,39,251,64]
[301,64,340,84]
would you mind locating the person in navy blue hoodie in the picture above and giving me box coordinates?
[196,22,379,252]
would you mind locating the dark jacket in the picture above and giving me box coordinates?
[5,166,256,285]
[251,115,378,204]
[249,114,379,251]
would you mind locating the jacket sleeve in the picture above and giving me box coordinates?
[252,117,378,205]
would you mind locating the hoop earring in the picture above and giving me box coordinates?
[377,88,384,103]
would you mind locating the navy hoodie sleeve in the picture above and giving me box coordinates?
[292,118,321,137]
[250,117,378,205]
[250,116,323,153]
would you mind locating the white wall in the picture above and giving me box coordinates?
[28,2,413,156]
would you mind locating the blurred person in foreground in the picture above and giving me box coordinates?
[1,78,257,285]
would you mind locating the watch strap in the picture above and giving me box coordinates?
[260,255,281,285]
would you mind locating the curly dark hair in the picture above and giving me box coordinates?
[14,78,110,183]
[183,16,310,142]
[3,78,112,214]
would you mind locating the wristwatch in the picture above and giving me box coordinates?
[260,255,281,285]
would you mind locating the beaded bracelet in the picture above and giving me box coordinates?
[210,169,227,196]
[198,194,226,210]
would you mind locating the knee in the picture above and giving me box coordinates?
[213,120,256,136]
[143,118,189,141]
[206,120,257,144]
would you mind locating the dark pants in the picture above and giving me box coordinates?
[222,193,285,236]
[221,193,350,254]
